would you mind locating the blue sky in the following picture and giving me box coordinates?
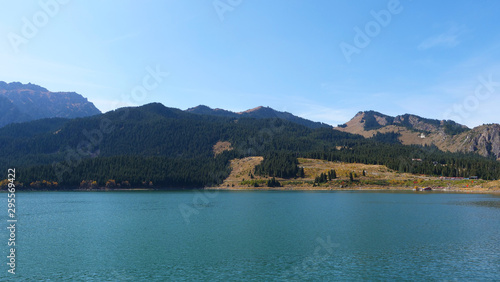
[1,0,500,127]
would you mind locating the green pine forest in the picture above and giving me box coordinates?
[1,103,499,190]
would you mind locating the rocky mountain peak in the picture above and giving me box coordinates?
[0,81,101,127]
[336,110,500,160]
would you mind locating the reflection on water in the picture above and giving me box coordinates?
[453,200,500,208]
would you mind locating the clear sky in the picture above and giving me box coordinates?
[1,0,500,127]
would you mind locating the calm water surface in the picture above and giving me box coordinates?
[1,191,499,281]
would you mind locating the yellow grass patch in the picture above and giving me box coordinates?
[213,141,233,156]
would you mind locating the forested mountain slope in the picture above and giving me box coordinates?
[2,103,499,189]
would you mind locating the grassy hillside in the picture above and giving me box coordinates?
[217,158,499,192]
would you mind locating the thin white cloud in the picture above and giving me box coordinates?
[0,53,109,79]
[418,34,459,50]
[418,25,463,50]
[103,32,140,45]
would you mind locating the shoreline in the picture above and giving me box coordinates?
[1,188,498,194]
[208,185,500,194]
[2,185,499,194]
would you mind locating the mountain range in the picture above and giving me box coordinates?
[0,81,101,127]
[1,81,500,189]
[1,81,499,162]
[335,111,500,160]
[188,106,500,161]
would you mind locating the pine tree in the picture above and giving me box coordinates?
[267,177,281,187]
[298,167,305,178]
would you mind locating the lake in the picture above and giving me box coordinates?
[1,191,499,281]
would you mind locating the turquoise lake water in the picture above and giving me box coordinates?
[1,191,499,281]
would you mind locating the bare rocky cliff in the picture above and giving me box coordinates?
[457,125,500,159]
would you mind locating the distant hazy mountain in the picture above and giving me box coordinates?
[186,105,330,129]
[0,81,101,127]
[336,110,500,160]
